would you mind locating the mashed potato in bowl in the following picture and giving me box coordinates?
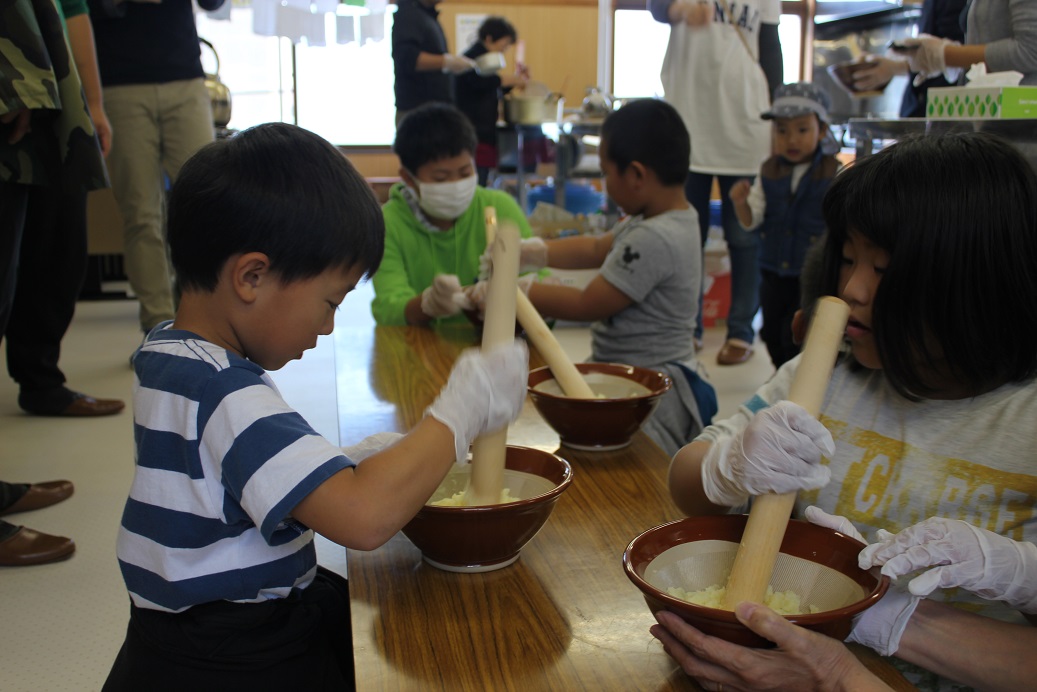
[666,584,822,615]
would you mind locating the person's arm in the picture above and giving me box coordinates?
[65,13,111,155]
[526,274,633,323]
[894,600,1037,692]
[669,439,729,515]
[542,232,615,269]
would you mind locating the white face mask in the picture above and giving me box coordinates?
[414,174,478,221]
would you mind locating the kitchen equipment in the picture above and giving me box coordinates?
[504,80,562,125]
[723,296,849,608]
[466,211,520,506]
[623,514,888,647]
[581,87,613,120]
[401,445,573,572]
[516,291,595,399]
[474,51,506,76]
[528,363,671,451]
[200,37,232,128]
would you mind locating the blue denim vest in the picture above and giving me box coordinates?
[757,149,839,277]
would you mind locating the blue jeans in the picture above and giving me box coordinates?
[685,173,760,344]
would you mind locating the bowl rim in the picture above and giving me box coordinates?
[527,362,673,402]
[417,445,573,514]
[622,516,890,625]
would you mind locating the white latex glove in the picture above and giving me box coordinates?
[859,518,1037,613]
[853,56,908,91]
[804,505,865,543]
[846,583,921,656]
[421,274,465,319]
[463,274,538,317]
[342,432,405,463]
[425,340,529,464]
[897,35,954,78]
[700,401,834,507]
[478,237,548,281]
[442,53,477,74]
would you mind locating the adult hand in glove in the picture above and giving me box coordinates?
[895,34,954,77]
[442,53,477,74]
[700,401,833,507]
[425,340,529,464]
[421,274,465,319]
[479,236,548,281]
[859,517,1037,614]
[853,56,908,91]
[342,432,405,463]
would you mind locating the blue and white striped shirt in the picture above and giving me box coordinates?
[117,325,354,612]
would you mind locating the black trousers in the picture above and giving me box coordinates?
[103,566,354,691]
[4,183,88,395]
[759,269,802,369]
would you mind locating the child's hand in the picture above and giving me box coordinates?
[463,274,538,317]
[729,179,751,205]
[425,340,530,464]
[479,237,548,281]
[700,401,833,507]
[421,274,465,318]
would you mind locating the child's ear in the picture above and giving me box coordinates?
[628,161,649,186]
[791,308,807,345]
[231,252,272,303]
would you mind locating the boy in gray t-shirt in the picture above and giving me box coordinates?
[472,99,715,456]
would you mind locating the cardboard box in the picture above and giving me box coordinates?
[926,86,1037,119]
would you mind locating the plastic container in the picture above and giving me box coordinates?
[526,181,605,216]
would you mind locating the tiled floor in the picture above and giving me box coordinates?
[0,282,775,691]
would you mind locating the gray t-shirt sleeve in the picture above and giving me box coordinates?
[599,219,672,304]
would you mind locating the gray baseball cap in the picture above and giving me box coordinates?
[762,82,831,122]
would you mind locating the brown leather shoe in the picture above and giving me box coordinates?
[717,339,754,366]
[58,394,125,417]
[0,526,75,566]
[0,481,74,516]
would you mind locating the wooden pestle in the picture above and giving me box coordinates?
[465,213,521,506]
[721,296,850,610]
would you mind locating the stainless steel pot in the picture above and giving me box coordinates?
[504,93,561,125]
[200,37,232,128]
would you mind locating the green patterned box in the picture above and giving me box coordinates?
[926,86,1037,119]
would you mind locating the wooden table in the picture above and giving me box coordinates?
[337,322,912,691]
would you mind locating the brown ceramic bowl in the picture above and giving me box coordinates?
[623,515,888,648]
[528,362,672,451]
[401,445,572,572]
[827,61,889,98]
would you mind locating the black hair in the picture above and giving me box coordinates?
[820,132,1037,399]
[168,123,384,293]
[478,16,517,43]
[393,103,478,174]
[600,98,690,186]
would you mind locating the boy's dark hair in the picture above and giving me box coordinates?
[478,16,517,43]
[169,123,384,293]
[820,132,1037,399]
[393,103,478,174]
[600,98,690,186]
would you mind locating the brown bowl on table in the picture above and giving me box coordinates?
[623,514,889,648]
[401,445,572,573]
[527,362,671,451]
[827,61,889,98]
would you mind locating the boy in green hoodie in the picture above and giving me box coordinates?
[372,102,535,326]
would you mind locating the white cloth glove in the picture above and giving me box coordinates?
[853,56,908,91]
[859,517,1037,614]
[442,53,476,74]
[425,340,529,464]
[478,236,548,281]
[804,505,865,542]
[341,432,404,463]
[421,274,465,319]
[846,583,921,657]
[700,401,834,507]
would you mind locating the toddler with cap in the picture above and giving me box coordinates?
[729,82,840,369]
